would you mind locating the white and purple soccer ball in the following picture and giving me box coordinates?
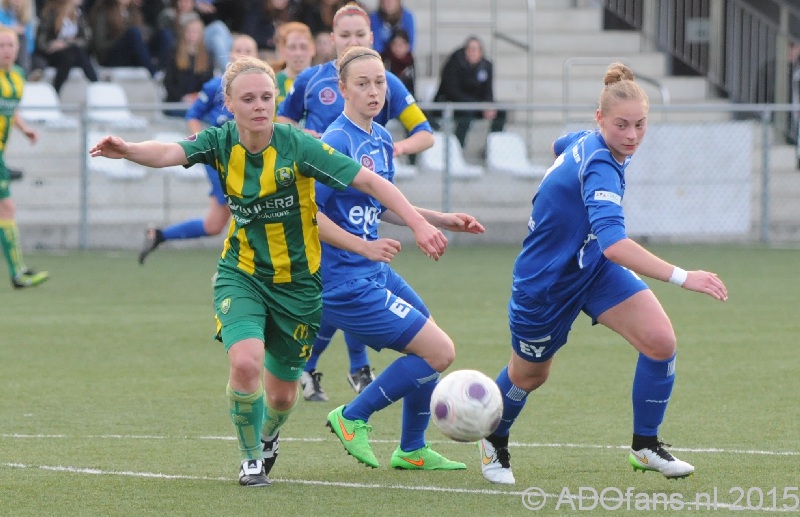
[429,369,503,442]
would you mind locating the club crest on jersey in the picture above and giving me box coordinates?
[360,154,375,170]
[318,87,337,105]
[275,166,295,187]
[220,298,231,314]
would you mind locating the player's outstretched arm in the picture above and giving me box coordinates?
[383,207,484,234]
[604,238,728,301]
[89,136,189,168]
[350,168,446,260]
[317,211,401,263]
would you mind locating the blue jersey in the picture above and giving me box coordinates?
[185,76,232,128]
[512,129,630,304]
[277,60,432,136]
[317,113,395,288]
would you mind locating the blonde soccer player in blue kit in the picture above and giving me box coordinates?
[91,54,448,487]
[319,46,485,470]
[478,63,728,485]
[278,2,436,401]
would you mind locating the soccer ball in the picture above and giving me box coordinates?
[429,369,503,442]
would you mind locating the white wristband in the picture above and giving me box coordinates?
[669,267,688,286]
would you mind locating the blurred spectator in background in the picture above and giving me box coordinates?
[188,0,232,73]
[381,27,413,95]
[271,21,313,109]
[295,0,344,36]
[154,0,199,71]
[311,29,333,65]
[0,0,36,73]
[89,0,157,76]
[239,0,298,58]
[34,0,98,93]
[162,14,212,117]
[434,35,505,147]
[369,0,413,55]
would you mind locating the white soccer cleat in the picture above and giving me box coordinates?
[299,369,328,401]
[629,441,695,479]
[479,437,515,484]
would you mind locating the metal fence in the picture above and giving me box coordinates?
[9,101,800,252]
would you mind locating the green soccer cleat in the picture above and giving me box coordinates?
[390,444,467,470]
[12,270,49,289]
[326,405,379,468]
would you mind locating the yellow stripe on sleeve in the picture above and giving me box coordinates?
[397,104,429,133]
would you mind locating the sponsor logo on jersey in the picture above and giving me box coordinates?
[594,190,621,205]
[275,166,295,187]
[360,155,374,170]
[220,298,231,314]
[319,87,337,105]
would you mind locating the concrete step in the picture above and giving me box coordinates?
[494,75,710,104]
[491,53,670,80]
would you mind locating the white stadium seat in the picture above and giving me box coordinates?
[486,131,548,179]
[86,82,148,129]
[418,132,484,177]
[18,82,79,129]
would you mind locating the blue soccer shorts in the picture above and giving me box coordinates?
[205,164,227,205]
[508,260,648,363]
[322,266,429,352]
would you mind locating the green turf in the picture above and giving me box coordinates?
[1,245,798,516]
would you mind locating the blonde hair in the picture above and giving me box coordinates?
[175,17,211,73]
[222,55,277,97]
[336,45,381,82]
[333,2,370,28]
[0,25,19,45]
[598,62,649,115]
[2,0,32,24]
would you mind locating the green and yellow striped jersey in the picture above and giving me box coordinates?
[0,65,25,151]
[179,122,361,283]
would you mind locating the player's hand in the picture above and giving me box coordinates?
[361,238,401,263]
[438,212,485,234]
[89,135,129,159]
[410,222,447,260]
[393,140,409,157]
[682,270,728,301]
[23,128,38,144]
[302,128,321,138]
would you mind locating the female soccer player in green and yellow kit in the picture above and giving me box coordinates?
[0,26,47,289]
[90,55,447,487]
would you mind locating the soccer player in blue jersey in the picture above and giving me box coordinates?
[137,35,259,265]
[478,63,729,485]
[90,55,448,487]
[320,46,485,470]
[278,2,436,401]
[0,27,47,289]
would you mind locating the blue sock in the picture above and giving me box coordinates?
[399,378,436,452]
[632,353,676,436]
[493,366,529,437]
[304,320,337,373]
[162,219,207,240]
[345,333,370,373]
[344,355,438,423]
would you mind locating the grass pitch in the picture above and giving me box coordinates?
[1,244,798,516]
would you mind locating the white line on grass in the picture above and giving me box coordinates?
[3,462,795,512]
[3,434,798,457]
